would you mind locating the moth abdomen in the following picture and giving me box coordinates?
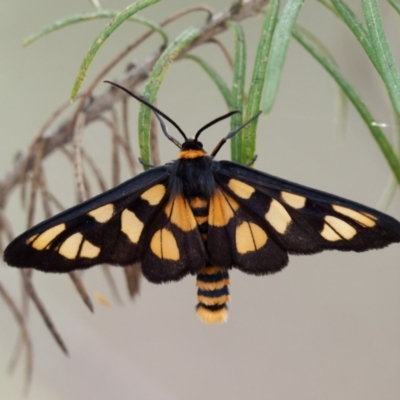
[196,266,231,324]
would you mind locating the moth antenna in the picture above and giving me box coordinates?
[104,81,188,142]
[210,111,262,157]
[153,110,182,149]
[194,110,241,141]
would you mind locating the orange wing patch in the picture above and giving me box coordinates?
[209,190,239,227]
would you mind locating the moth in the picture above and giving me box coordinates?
[4,82,400,324]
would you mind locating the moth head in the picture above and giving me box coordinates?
[181,139,204,151]
[104,81,261,157]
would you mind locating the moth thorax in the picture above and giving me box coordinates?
[176,156,215,199]
[196,266,231,324]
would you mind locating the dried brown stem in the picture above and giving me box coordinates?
[110,108,121,187]
[0,1,267,207]
[0,281,33,392]
[101,265,123,304]
[21,271,69,356]
[121,97,139,176]
[73,112,88,202]
[124,264,142,299]
[209,37,235,69]
[69,271,94,313]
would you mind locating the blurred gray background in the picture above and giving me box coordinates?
[1,1,400,399]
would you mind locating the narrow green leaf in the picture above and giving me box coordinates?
[316,0,338,15]
[261,0,304,114]
[330,0,376,67]
[377,176,398,210]
[362,0,400,118]
[293,28,400,183]
[23,10,167,47]
[295,25,348,135]
[229,21,247,163]
[138,27,202,165]
[70,0,160,100]
[388,0,400,15]
[241,0,280,165]
[184,55,233,109]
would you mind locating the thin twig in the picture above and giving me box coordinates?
[69,271,94,313]
[101,265,123,304]
[0,1,267,206]
[121,97,138,176]
[81,148,108,192]
[0,281,33,393]
[22,270,69,356]
[150,113,161,166]
[26,142,45,229]
[208,37,235,68]
[124,264,142,299]
[73,112,87,202]
[110,108,121,187]
[38,167,53,219]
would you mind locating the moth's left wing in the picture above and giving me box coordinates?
[4,166,171,272]
[208,160,400,275]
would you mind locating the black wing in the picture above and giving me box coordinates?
[4,164,207,283]
[4,166,170,272]
[208,160,400,275]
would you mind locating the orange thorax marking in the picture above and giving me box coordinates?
[178,149,206,159]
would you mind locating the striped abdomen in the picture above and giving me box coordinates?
[189,197,231,324]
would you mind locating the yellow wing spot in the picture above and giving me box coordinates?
[281,192,306,209]
[362,212,377,221]
[228,179,255,199]
[209,190,239,227]
[265,199,292,234]
[164,196,197,232]
[196,305,228,324]
[190,197,208,208]
[320,216,357,241]
[121,209,144,244]
[150,228,180,260]
[235,222,268,254]
[31,223,66,250]
[88,204,114,223]
[332,205,376,227]
[141,184,166,206]
[325,216,357,239]
[80,240,100,259]
[320,224,341,241]
[58,232,83,259]
[26,234,39,245]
